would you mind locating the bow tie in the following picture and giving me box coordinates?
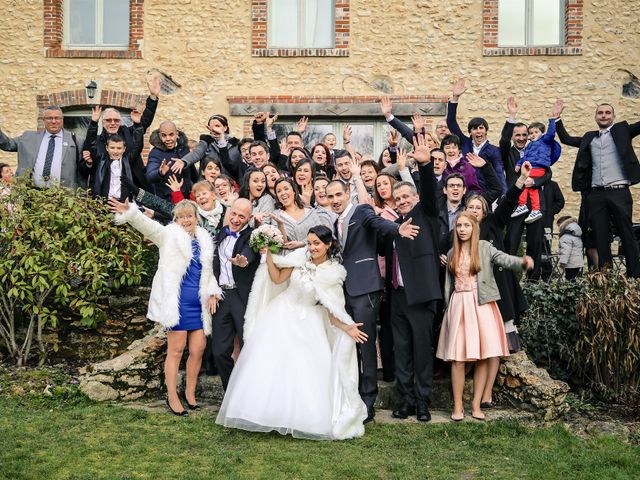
[224,226,238,238]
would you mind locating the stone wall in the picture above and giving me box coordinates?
[1,0,639,218]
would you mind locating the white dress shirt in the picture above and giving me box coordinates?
[33,131,63,187]
[108,159,123,199]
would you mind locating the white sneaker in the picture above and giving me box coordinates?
[524,210,542,224]
[511,205,529,218]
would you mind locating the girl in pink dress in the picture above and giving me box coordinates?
[436,211,533,421]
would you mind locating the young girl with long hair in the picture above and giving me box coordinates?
[436,211,533,421]
[239,168,275,225]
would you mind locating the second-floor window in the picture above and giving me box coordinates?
[64,0,130,49]
[268,0,335,49]
[498,0,564,47]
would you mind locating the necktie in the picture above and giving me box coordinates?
[391,248,400,289]
[42,134,56,179]
[224,226,238,238]
[337,215,344,239]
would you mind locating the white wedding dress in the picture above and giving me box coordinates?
[215,248,367,440]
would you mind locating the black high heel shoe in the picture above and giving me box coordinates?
[166,398,189,417]
[182,393,201,410]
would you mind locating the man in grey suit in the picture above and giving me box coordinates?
[0,106,85,188]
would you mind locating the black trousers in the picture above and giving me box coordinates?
[587,188,640,278]
[390,288,436,406]
[505,214,544,280]
[211,289,246,391]
[378,296,395,381]
[346,291,382,409]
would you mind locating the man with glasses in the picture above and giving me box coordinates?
[81,75,161,191]
[0,106,86,188]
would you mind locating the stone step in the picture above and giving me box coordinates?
[178,372,477,410]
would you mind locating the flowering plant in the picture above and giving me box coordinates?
[249,224,284,253]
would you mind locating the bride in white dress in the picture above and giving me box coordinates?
[215,225,368,440]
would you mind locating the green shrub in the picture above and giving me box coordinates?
[0,180,146,366]
[521,271,640,405]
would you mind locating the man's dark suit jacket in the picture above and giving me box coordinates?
[556,119,640,192]
[387,162,442,306]
[340,204,398,297]
[213,227,259,304]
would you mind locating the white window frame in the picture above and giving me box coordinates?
[63,0,130,50]
[63,109,133,137]
[276,119,412,157]
[498,0,565,48]
[267,0,336,49]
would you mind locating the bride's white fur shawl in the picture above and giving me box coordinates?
[115,204,222,335]
[243,247,366,439]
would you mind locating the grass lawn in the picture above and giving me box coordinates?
[1,386,639,480]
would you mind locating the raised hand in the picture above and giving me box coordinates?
[397,148,408,171]
[466,152,486,168]
[345,323,368,344]
[252,212,267,224]
[407,134,432,165]
[507,97,518,117]
[159,159,171,176]
[551,99,564,118]
[343,124,352,144]
[520,160,532,178]
[254,112,267,124]
[207,122,225,139]
[279,138,290,157]
[130,109,142,124]
[398,217,420,239]
[380,96,393,118]
[300,183,313,207]
[170,158,185,174]
[107,197,130,214]
[165,174,184,192]
[411,112,425,133]
[349,156,361,177]
[296,116,308,133]
[147,75,161,99]
[266,112,278,129]
[230,254,250,268]
[451,78,467,100]
[82,150,93,166]
[388,129,399,147]
[91,105,102,122]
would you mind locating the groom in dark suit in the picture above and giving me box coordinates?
[555,99,640,278]
[211,198,260,390]
[326,173,419,423]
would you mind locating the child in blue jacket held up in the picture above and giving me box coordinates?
[512,109,562,224]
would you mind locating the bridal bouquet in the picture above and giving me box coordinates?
[249,224,284,253]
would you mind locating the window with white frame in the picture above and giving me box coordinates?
[64,0,130,49]
[498,0,564,47]
[63,109,132,138]
[268,0,335,49]
[273,119,412,160]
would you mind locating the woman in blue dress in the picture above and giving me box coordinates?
[110,198,222,416]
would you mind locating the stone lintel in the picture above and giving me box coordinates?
[229,102,446,117]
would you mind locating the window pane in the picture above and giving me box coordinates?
[531,0,561,45]
[269,0,300,48]
[103,0,130,45]
[346,125,374,157]
[63,111,132,138]
[68,0,96,45]
[303,125,333,149]
[302,0,334,48]
[498,0,526,46]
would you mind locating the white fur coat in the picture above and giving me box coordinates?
[115,204,222,335]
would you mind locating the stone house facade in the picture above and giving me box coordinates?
[0,0,639,218]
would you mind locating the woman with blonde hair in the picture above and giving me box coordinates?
[437,211,533,422]
[109,198,222,416]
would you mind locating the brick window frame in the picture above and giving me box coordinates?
[251,0,350,57]
[44,0,144,59]
[483,0,583,56]
[36,89,151,159]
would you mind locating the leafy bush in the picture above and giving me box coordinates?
[0,180,146,366]
[521,271,640,405]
